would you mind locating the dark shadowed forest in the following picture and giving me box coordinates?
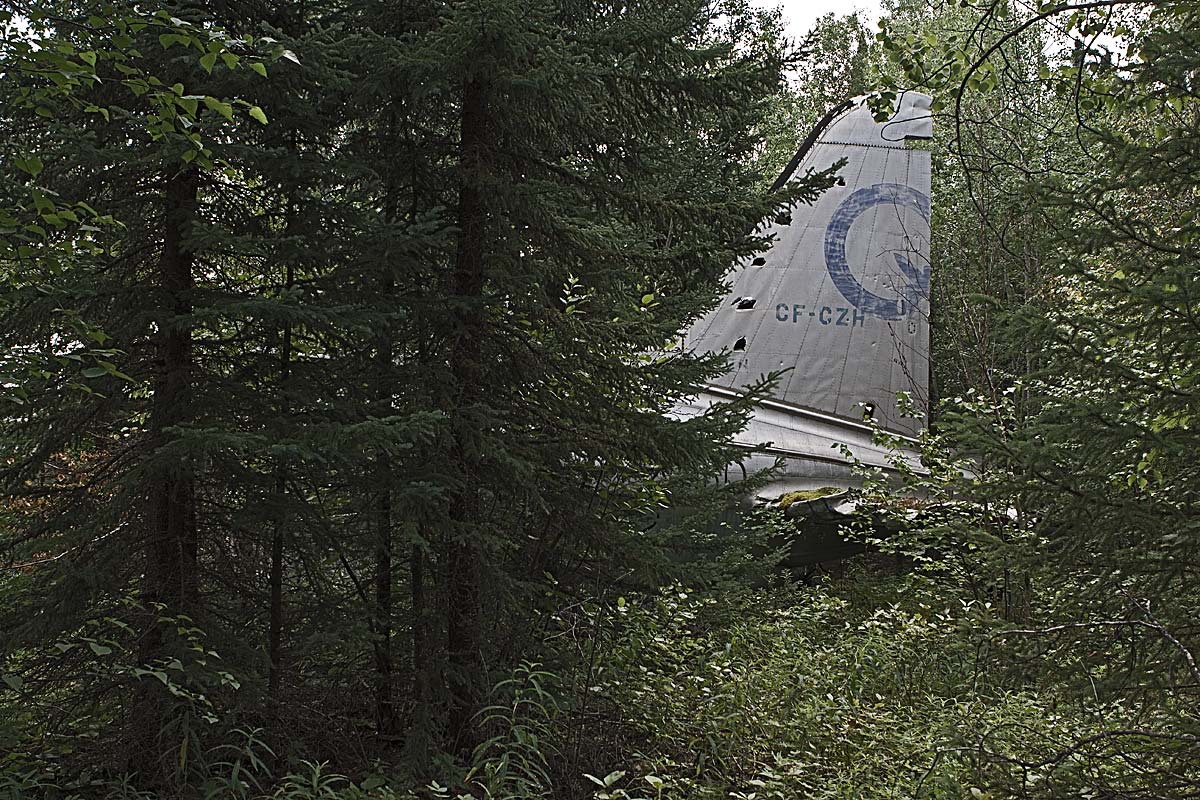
[2,0,1198,797]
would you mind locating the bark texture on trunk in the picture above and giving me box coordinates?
[445,75,493,749]
[136,168,199,782]
[374,480,398,738]
[373,171,401,740]
[268,227,295,713]
[148,168,200,617]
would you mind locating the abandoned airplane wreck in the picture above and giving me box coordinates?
[675,91,935,563]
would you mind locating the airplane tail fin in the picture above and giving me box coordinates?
[686,92,933,438]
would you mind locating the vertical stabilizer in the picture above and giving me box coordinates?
[687,93,933,437]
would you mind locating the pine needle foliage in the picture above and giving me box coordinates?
[0,0,818,784]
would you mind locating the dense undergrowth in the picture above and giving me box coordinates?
[6,551,1173,800]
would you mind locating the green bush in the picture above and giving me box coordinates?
[566,577,1059,799]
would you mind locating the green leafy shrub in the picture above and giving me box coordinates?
[568,578,1071,799]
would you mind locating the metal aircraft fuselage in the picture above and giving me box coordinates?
[679,93,934,498]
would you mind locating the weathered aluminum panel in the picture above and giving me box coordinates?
[674,386,924,500]
[686,92,933,437]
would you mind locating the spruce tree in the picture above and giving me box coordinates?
[881,2,1200,793]
[1,0,823,784]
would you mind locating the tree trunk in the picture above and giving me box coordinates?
[445,75,492,749]
[411,541,430,702]
[268,204,296,714]
[149,169,199,614]
[137,167,199,782]
[374,174,400,740]
[268,474,284,699]
[374,477,398,738]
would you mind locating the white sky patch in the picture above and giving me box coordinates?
[769,0,885,43]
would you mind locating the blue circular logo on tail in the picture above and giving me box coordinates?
[823,183,930,321]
